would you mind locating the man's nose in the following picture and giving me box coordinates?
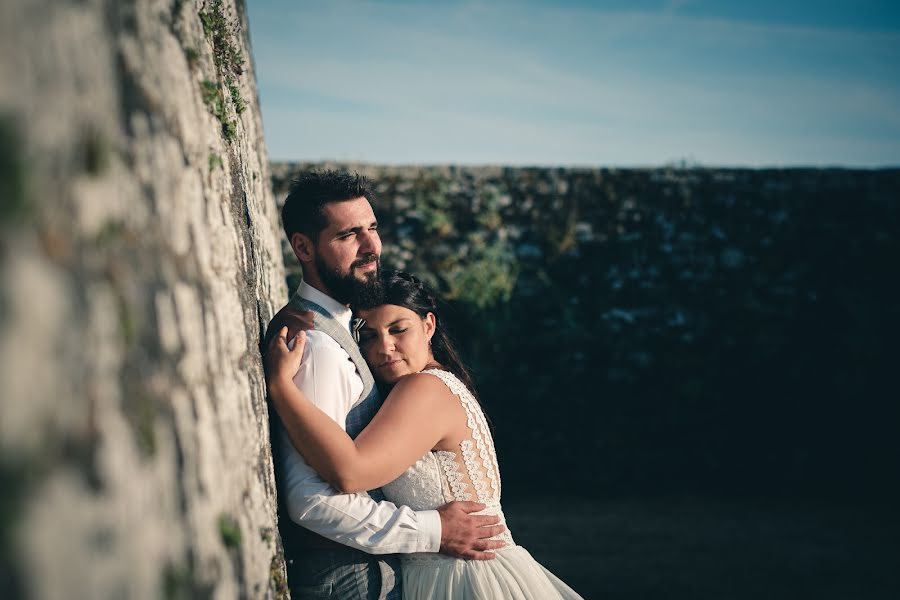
[359,229,381,256]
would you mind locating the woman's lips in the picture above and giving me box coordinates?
[380,358,403,369]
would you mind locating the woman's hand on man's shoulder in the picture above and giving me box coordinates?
[262,305,315,353]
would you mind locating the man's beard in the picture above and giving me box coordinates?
[316,252,384,307]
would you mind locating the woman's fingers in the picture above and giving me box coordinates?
[266,326,290,356]
[264,327,306,382]
[293,330,307,351]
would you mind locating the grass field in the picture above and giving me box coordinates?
[502,496,900,599]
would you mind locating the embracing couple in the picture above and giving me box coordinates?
[264,171,582,599]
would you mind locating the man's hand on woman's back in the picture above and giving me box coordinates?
[437,501,507,560]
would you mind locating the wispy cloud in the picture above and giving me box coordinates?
[248,0,900,166]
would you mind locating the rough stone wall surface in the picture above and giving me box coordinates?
[1,1,288,598]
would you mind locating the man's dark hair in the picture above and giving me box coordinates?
[281,170,376,242]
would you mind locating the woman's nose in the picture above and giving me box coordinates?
[378,336,395,354]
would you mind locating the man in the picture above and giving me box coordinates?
[265,171,504,599]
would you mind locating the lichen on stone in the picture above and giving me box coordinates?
[217,513,241,549]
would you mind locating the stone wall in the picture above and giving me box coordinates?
[273,162,899,500]
[1,1,287,598]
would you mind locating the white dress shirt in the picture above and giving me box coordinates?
[278,281,442,554]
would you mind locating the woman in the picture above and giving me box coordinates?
[266,270,582,599]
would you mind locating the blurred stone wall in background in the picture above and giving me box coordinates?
[1,1,288,598]
[273,163,899,502]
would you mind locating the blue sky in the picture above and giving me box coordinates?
[246,1,900,167]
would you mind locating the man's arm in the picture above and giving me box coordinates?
[278,423,441,554]
[274,331,504,558]
[279,431,504,559]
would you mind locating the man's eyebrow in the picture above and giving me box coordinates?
[334,220,378,237]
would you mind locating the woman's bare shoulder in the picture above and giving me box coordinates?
[385,371,457,409]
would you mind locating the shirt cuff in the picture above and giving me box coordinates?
[415,510,442,553]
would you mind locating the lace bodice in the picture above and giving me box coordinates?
[381,369,514,552]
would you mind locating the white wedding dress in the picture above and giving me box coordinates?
[381,369,584,599]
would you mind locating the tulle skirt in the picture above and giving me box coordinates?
[400,545,583,599]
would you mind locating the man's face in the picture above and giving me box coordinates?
[313,197,383,304]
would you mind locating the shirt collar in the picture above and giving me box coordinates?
[297,281,353,333]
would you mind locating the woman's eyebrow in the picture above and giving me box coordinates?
[360,317,412,330]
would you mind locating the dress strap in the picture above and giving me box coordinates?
[420,369,502,503]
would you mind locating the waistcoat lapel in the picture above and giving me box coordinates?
[288,292,383,441]
[289,293,376,401]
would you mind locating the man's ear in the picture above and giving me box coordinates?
[290,232,315,263]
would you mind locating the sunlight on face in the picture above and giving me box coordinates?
[357,304,435,384]
[315,197,381,281]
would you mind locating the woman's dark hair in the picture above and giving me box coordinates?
[356,270,480,400]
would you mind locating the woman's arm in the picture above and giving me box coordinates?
[266,327,457,493]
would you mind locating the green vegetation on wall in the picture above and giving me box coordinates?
[197,0,245,143]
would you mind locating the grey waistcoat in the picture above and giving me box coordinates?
[288,293,385,502]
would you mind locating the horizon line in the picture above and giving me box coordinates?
[268,158,900,171]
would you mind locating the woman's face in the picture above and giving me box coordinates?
[357,304,436,384]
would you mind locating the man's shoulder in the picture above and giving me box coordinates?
[287,295,318,312]
[304,329,344,352]
[264,302,316,347]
